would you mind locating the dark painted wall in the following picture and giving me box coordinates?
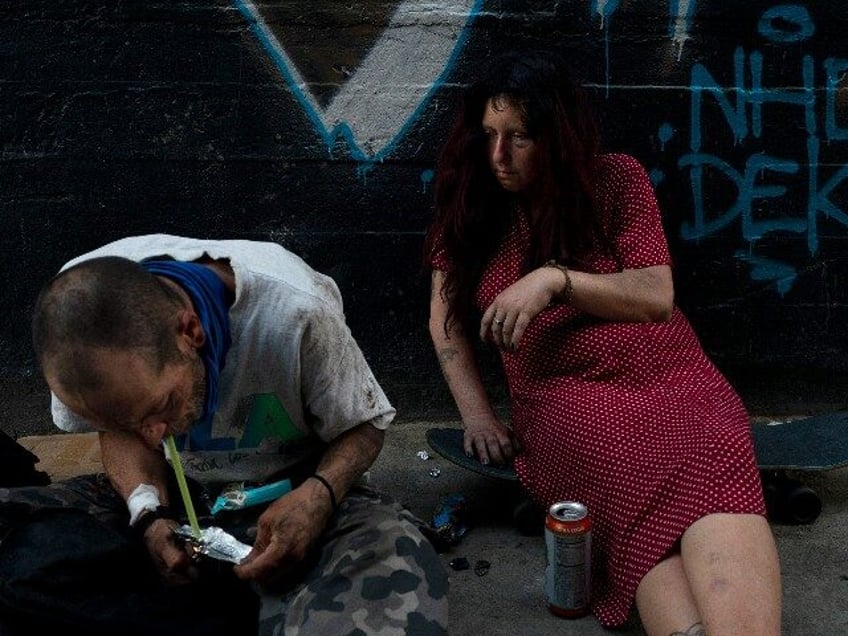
[2,1,847,417]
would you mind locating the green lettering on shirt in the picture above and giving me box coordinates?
[239,393,304,448]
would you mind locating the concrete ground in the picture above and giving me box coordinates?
[14,416,848,636]
[370,420,848,636]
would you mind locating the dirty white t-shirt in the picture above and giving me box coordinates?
[50,234,396,485]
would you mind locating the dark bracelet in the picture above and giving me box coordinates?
[544,259,574,304]
[132,505,174,538]
[309,473,338,513]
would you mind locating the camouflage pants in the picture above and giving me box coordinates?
[0,474,449,636]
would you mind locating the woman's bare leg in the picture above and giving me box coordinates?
[636,553,704,635]
[681,513,781,635]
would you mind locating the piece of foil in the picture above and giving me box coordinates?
[174,525,253,565]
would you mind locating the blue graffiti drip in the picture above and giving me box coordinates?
[734,251,797,296]
[590,1,617,95]
[356,163,375,186]
[658,122,674,151]
[605,17,611,96]
[421,169,435,194]
[591,0,620,20]
[749,51,816,139]
[668,0,696,43]
[649,168,665,187]
[233,0,484,168]
[593,0,697,55]
[689,48,747,152]
[824,58,848,141]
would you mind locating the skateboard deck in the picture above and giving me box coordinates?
[429,413,848,480]
[429,413,848,526]
[426,428,545,534]
[426,428,518,481]
[752,411,848,524]
[751,411,848,471]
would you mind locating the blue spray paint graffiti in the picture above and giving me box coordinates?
[239,1,700,166]
[232,0,844,297]
[234,0,483,169]
[593,0,698,75]
[675,4,848,295]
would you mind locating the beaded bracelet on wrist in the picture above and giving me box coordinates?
[544,259,574,304]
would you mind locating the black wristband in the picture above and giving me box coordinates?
[132,505,174,538]
[310,473,338,513]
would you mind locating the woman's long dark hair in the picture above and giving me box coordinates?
[423,50,605,333]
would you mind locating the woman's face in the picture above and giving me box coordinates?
[482,96,539,194]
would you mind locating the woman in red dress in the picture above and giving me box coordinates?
[423,51,781,634]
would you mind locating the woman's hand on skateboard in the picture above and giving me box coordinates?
[463,419,521,466]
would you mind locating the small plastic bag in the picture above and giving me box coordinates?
[210,478,292,515]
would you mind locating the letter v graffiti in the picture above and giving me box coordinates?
[234,0,483,164]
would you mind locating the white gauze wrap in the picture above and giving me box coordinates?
[127,483,162,525]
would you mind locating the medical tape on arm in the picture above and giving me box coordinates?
[127,483,162,525]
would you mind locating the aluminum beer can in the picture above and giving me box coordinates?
[544,501,592,617]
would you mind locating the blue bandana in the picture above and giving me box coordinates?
[140,259,232,451]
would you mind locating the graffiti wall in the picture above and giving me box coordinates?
[1,0,846,415]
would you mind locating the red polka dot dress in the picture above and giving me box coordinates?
[431,154,766,627]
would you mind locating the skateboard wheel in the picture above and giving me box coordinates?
[781,482,821,525]
[512,498,544,536]
[762,474,822,524]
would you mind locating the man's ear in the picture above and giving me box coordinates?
[138,420,168,450]
[177,309,206,350]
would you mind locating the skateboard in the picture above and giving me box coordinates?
[428,413,848,528]
[425,427,542,535]
[752,411,848,524]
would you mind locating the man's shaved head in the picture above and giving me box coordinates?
[32,256,185,394]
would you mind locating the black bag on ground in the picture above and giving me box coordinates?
[0,432,49,487]
[0,506,258,636]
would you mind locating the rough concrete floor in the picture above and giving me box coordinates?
[15,418,848,636]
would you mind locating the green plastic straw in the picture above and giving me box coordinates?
[165,435,201,539]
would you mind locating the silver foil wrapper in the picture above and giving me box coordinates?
[174,525,253,565]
